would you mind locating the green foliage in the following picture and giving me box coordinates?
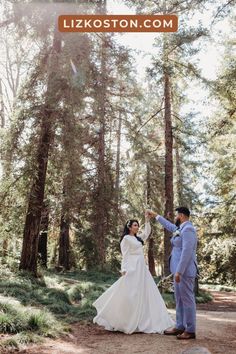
[199,237,236,285]
[196,290,213,303]
[28,311,52,332]
[76,228,100,270]
[200,25,236,285]
[0,312,26,334]
[161,293,175,309]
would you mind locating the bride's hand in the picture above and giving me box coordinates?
[145,209,157,219]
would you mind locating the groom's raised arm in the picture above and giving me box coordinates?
[146,210,177,232]
[156,215,177,233]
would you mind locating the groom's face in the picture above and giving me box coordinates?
[175,213,182,226]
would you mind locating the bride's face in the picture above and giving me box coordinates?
[129,222,139,234]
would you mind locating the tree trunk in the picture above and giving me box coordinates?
[2,238,8,258]
[58,177,71,270]
[38,202,49,268]
[19,27,62,276]
[95,86,106,266]
[114,88,122,226]
[93,0,107,268]
[175,137,184,206]
[58,212,70,271]
[163,71,174,276]
[146,165,157,276]
[148,237,157,276]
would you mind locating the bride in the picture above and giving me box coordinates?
[92,213,174,334]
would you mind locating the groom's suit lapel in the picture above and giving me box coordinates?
[171,222,192,244]
[179,221,191,233]
[172,221,192,240]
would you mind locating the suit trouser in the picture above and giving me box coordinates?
[174,275,196,333]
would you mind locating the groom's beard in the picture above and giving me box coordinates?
[175,219,181,228]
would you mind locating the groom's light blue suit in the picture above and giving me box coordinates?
[156,216,198,333]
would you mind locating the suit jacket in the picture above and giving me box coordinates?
[157,216,198,277]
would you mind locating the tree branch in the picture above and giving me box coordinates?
[137,98,165,132]
[211,0,236,25]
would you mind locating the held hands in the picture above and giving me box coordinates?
[145,209,158,219]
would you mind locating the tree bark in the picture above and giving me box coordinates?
[146,165,157,276]
[38,201,49,268]
[2,238,8,258]
[114,87,122,226]
[163,71,174,276]
[93,0,107,268]
[175,136,184,206]
[58,172,71,270]
[58,211,70,270]
[148,237,157,276]
[19,26,62,276]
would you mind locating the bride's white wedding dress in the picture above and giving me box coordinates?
[92,222,174,334]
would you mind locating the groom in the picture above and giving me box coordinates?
[148,207,198,340]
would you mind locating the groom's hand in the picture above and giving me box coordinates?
[146,209,158,218]
[175,272,181,283]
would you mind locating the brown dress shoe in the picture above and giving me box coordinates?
[176,331,196,340]
[164,328,185,335]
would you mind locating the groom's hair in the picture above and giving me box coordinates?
[175,207,190,217]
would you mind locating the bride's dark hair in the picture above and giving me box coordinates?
[120,219,144,245]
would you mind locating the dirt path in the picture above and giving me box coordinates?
[197,291,236,312]
[14,291,236,354]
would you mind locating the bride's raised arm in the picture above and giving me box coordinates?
[138,213,151,241]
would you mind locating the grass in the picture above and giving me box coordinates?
[0,267,213,351]
[0,268,119,350]
[0,294,64,351]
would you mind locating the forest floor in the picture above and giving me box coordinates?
[14,289,236,354]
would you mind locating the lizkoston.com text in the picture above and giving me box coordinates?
[58,15,178,32]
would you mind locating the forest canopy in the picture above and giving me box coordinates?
[0,0,235,285]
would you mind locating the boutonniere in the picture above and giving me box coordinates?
[173,228,180,237]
